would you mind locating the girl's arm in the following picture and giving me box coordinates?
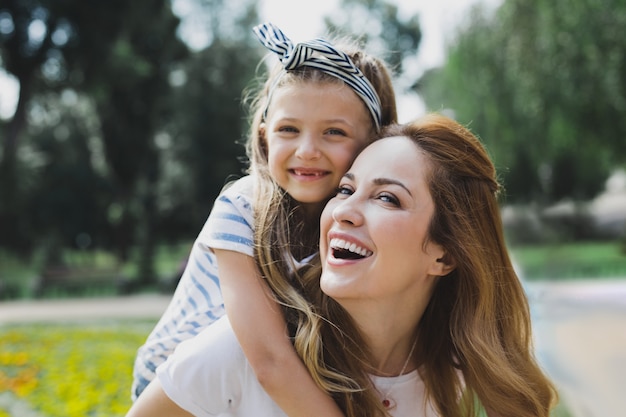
[214,249,345,417]
[126,379,193,417]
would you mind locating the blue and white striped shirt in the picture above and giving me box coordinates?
[132,176,255,400]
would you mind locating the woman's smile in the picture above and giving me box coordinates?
[320,136,444,305]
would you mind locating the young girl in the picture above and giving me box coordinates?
[132,22,398,416]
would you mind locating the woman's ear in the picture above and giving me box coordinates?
[427,245,456,277]
[434,253,456,277]
[258,123,266,143]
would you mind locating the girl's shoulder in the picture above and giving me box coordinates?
[220,175,255,199]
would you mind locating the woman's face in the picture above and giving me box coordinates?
[319,136,447,310]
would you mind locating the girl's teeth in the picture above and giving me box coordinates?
[294,170,322,176]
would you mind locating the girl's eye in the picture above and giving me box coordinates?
[278,125,298,133]
[326,128,347,136]
[378,193,400,206]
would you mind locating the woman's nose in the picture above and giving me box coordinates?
[295,135,321,160]
[331,195,364,226]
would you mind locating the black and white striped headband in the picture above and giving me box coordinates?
[253,22,383,132]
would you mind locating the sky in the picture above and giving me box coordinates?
[0,0,500,121]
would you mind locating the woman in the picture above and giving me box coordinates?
[127,114,557,417]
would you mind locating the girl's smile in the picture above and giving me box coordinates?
[263,81,373,208]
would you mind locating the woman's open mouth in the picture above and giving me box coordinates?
[330,238,372,260]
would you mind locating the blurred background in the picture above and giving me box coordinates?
[0,0,624,416]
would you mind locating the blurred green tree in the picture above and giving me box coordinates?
[419,0,626,204]
[159,0,262,241]
[0,0,108,254]
[323,0,421,77]
[27,93,113,259]
[0,0,261,289]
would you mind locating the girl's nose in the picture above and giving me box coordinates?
[295,135,321,160]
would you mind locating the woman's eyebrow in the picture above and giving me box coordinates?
[343,172,412,196]
[342,172,355,181]
[373,178,412,196]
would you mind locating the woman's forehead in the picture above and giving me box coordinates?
[348,136,429,186]
[352,136,416,168]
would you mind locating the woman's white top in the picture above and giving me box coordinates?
[157,316,438,417]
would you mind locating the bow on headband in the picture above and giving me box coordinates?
[253,22,383,132]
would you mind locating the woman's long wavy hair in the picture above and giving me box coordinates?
[242,38,398,416]
[386,114,557,416]
[305,114,558,417]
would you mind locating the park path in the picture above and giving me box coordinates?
[2,281,626,417]
[529,280,626,417]
[0,293,171,323]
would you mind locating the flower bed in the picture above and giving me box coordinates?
[0,321,154,417]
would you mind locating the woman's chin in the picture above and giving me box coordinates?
[320,271,359,300]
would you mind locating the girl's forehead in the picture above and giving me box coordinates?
[267,82,371,124]
[276,79,355,98]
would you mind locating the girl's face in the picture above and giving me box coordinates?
[263,81,373,212]
[319,136,449,314]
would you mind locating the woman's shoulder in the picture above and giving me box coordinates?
[175,316,243,362]
[158,316,287,416]
[156,317,248,415]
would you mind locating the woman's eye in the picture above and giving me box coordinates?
[378,193,400,206]
[336,186,353,196]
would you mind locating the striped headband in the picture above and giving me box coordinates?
[253,22,383,132]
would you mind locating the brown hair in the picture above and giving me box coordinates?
[404,114,557,417]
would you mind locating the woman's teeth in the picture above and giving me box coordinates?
[330,238,372,258]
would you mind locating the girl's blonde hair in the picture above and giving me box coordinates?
[304,114,558,417]
[243,37,398,416]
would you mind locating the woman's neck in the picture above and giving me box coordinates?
[349,311,419,376]
[339,292,433,376]
[337,275,440,375]
[365,330,418,377]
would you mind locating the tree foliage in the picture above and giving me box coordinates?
[420,0,626,204]
[324,0,421,78]
[0,0,261,286]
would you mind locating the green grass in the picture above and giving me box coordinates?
[0,320,574,417]
[509,240,626,280]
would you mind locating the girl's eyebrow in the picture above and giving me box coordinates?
[342,172,413,196]
[324,117,354,126]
